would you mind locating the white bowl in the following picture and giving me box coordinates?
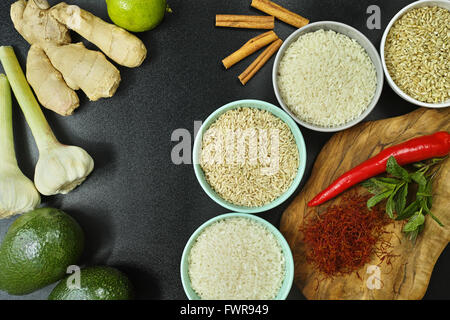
[380,0,450,108]
[273,21,384,133]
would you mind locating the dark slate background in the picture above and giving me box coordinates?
[0,0,448,300]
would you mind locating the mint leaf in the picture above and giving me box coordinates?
[386,193,395,219]
[361,179,381,194]
[386,156,410,182]
[367,190,392,209]
[403,210,425,233]
[410,171,427,188]
[377,177,403,184]
[416,192,432,197]
[396,200,420,220]
[372,178,399,190]
[394,183,408,215]
[362,177,399,194]
[405,223,424,244]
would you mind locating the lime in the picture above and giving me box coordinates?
[48,266,134,300]
[106,0,169,32]
[0,208,84,295]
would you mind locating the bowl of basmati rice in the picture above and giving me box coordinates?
[180,213,294,300]
[192,99,306,213]
[273,21,384,132]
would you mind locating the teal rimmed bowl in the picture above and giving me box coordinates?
[180,213,295,300]
[192,99,307,213]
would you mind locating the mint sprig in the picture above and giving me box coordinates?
[362,156,446,244]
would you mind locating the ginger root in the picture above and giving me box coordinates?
[10,0,147,115]
[11,0,70,46]
[50,2,147,68]
[27,45,79,116]
[44,42,121,101]
[11,0,79,115]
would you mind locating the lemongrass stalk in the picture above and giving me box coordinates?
[0,46,94,196]
[0,73,40,218]
[0,74,16,165]
[0,46,57,151]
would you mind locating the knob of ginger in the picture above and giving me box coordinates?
[10,0,71,46]
[50,2,147,68]
[26,45,79,116]
[43,42,121,102]
[11,0,78,115]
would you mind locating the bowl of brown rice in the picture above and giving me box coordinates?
[381,0,450,108]
[273,21,384,132]
[193,99,306,213]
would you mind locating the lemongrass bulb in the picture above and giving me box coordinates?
[34,145,94,195]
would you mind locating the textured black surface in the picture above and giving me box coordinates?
[0,0,448,300]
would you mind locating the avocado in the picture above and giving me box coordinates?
[0,208,84,295]
[48,266,134,300]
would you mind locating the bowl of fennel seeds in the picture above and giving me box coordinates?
[381,1,450,108]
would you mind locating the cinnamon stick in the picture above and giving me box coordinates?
[216,14,275,29]
[222,30,279,69]
[238,39,283,85]
[251,0,309,28]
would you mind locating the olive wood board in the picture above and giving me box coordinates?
[280,108,450,300]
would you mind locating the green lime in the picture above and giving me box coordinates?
[48,266,134,300]
[0,208,84,295]
[106,0,169,32]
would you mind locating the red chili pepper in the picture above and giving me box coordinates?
[308,131,450,207]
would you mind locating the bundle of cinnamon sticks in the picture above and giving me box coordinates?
[216,0,309,85]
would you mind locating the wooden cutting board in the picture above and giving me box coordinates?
[280,107,450,300]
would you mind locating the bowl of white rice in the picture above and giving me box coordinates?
[273,21,384,132]
[180,213,294,300]
[193,99,306,213]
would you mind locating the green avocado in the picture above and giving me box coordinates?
[0,208,84,295]
[48,266,134,300]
